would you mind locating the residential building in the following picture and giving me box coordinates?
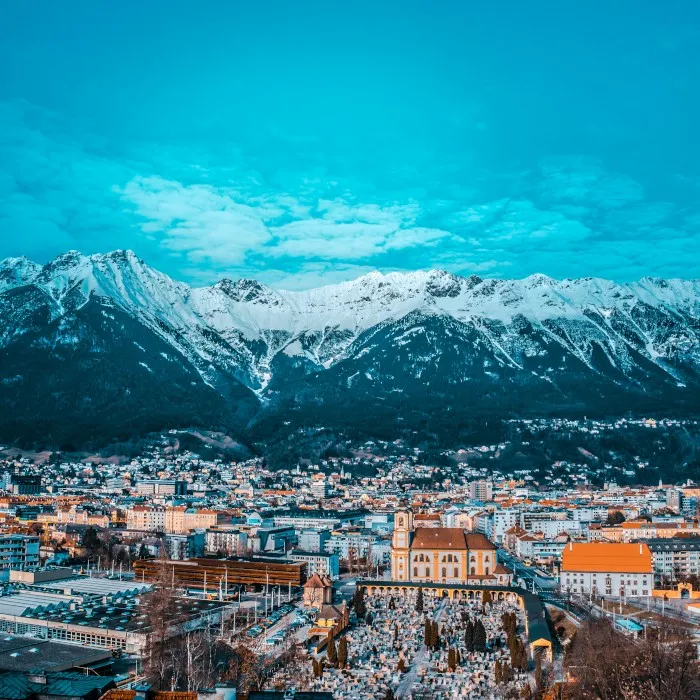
[647,537,700,580]
[135,479,187,496]
[298,528,331,553]
[205,528,248,555]
[289,550,340,579]
[469,480,493,502]
[0,535,40,570]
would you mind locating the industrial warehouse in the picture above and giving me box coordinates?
[0,568,228,653]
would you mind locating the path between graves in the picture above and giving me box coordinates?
[396,598,448,698]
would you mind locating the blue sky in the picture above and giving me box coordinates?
[1,0,699,289]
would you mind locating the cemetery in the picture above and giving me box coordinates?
[299,587,539,699]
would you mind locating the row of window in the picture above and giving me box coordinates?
[412,566,490,577]
[413,553,489,564]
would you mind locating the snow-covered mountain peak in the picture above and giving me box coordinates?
[0,256,41,292]
[2,249,700,429]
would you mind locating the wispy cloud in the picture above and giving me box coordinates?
[1,98,700,287]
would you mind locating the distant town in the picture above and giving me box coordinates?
[0,416,698,699]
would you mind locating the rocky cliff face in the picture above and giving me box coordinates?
[1,250,698,446]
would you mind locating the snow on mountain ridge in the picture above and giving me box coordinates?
[2,250,699,393]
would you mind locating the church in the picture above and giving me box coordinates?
[391,510,512,586]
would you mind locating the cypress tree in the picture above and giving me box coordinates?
[432,621,441,650]
[535,655,543,689]
[494,659,502,684]
[416,587,424,613]
[473,619,487,652]
[353,587,367,619]
[327,631,337,666]
[465,620,474,651]
[448,647,456,671]
[338,636,348,669]
[424,619,431,646]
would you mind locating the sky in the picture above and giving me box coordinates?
[1,0,699,289]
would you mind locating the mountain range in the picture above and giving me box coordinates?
[1,249,699,449]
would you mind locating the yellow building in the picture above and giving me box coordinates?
[391,510,508,585]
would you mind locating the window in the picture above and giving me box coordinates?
[414,567,418,576]
[425,567,430,577]
[442,567,447,577]
[454,567,458,578]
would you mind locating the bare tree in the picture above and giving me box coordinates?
[565,618,699,700]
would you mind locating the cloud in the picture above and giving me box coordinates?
[537,157,644,209]
[116,176,272,266]
[118,176,454,264]
[450,199,591,248]
[1,98,699,287]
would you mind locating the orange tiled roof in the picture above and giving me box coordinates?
[562,542,652,573]
[412,528,467,550]
[411,528,496,551]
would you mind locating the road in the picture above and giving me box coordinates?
[396,599,447,699]
[498,549,558,592]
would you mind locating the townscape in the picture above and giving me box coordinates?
[3,0,700,697]
[0,422,698,699]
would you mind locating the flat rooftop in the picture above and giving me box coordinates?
[0,636,112,673]
[0,593,228,634]
[35,577,153,598]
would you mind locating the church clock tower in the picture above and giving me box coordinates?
[391,509,413,581]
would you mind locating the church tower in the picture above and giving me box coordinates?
[391,509,413,581]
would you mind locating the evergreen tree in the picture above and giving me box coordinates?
[416,587,424,613]
[473,619,487,652]
[535,655,543,689]
[482,590,492,606]
[338,636,348,669]
[366,612,374,626]
[326,631,338,666]
[394,626,399,643]
[397,658,408,673]
[353,588,367,619]
[455,648,461,665]
[502,662,511,683]
[432,621,441,650]
[424,619,431,646]
[464,620,475,651]
[448,647,456,671]
[512,639,527,671]
[495,659,502,684]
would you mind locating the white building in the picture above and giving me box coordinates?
[289,550,340,579]
[560,542,653,598]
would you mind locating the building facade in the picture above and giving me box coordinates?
[560,542,653,597]
[289,550,340,579]
[647,537,700,580]
[0,535,40,570]
[390,510,507,585]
